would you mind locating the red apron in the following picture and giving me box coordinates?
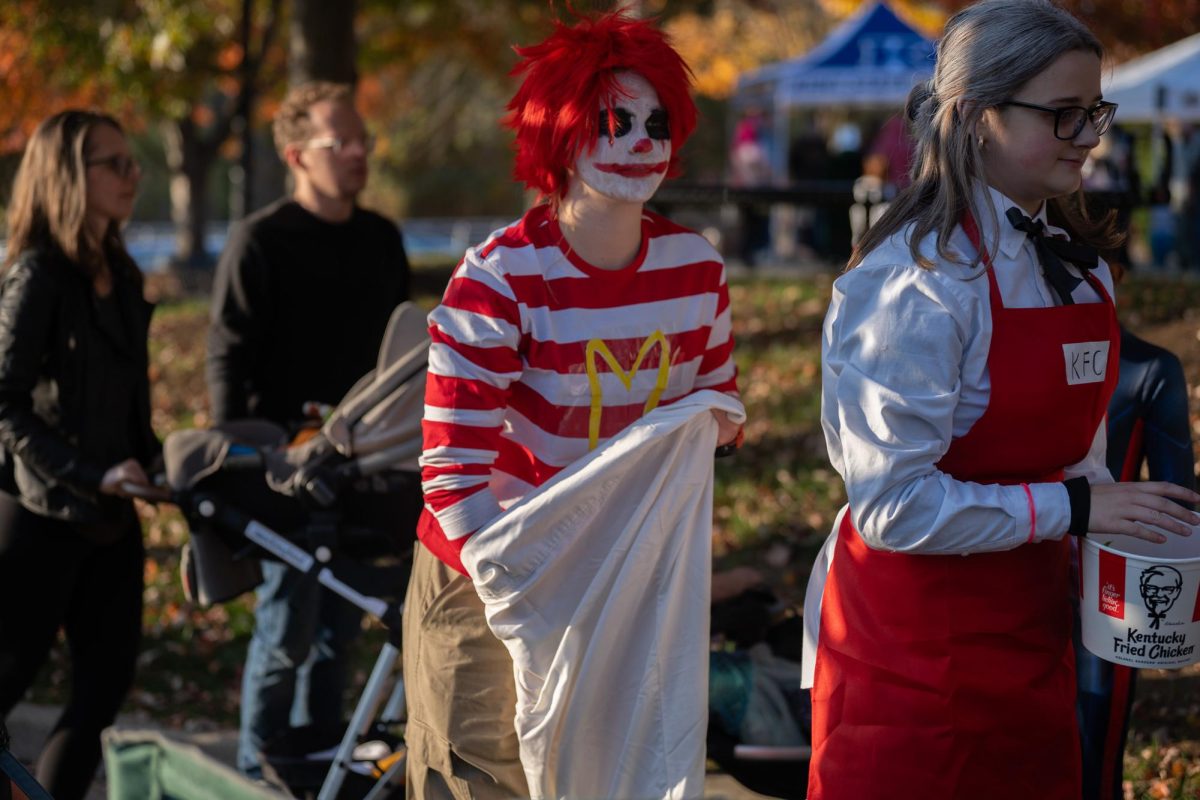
[809,213,1119,799]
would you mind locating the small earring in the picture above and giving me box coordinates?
[977,135,986,150]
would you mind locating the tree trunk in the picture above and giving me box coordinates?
[237,0,255,219]
[290,0,357,85]
[160,0,284,267]
[163,119,217,269]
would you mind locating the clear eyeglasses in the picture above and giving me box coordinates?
[299,134,377,155]
[86,154,141,179]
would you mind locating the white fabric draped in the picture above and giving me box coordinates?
[462,390,746,800]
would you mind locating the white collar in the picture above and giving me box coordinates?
[969,184,1064,261]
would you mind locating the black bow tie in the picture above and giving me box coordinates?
[1005,208,1097,306]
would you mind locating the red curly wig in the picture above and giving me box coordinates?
[505,10,697,201]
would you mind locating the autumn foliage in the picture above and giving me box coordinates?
[0,19,106,152]
[937,0,1200,62]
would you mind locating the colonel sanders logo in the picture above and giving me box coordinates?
[1139,565,1183,630]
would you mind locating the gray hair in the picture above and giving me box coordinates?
[849,0,1107,271]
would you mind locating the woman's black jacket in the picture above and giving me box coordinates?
[0,246,159,523]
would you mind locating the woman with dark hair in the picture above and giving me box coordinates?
[0,109,158,798]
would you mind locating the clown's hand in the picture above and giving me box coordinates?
[712,409,743,455]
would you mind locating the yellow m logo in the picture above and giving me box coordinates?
[584,330,671,450]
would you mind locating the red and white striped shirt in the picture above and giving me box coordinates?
[418,204,738,573]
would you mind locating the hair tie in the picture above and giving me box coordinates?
[909,81,939,122]
[922,92,939,120]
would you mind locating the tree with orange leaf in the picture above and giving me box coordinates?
[0,0,286,267]
[0,21,108,152]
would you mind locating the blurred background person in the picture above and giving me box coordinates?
[1147,126,1180,271]
[1081,125,1139,272]
[1147,184,1177,270]
[788,130,829,261]
[850,152,895,248]
[205,81,412,781]
[730,111,772,267]
[1179,124,1200,269]
[1166,122,1196,269]
[823,122,862,263]
[0,109,158,800]
[865,113,915,193]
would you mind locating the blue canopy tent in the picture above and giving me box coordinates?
[734,1,937,178]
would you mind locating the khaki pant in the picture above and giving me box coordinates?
[403,542,529,800]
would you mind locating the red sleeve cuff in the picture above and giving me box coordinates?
[417,510,471,576]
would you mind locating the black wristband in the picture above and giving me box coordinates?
[1063,476,1091,537]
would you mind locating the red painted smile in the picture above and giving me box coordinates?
[593,162,669,177]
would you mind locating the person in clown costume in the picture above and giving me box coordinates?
[402,11,741,799]
[801,1,1200,798]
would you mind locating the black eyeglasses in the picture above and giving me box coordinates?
[86,154,140,179]
[299,134,376,155]
[996,99,1118,140]
[598,108,671,141]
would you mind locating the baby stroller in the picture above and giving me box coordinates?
[134,301,430,799]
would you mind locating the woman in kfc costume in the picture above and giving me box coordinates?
[802,2,1200,798]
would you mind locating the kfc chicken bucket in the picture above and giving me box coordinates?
[1080,527,1200,668]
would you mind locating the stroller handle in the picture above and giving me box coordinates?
[119,481,174,503]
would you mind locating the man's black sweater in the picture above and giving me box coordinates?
[206,199,411,429]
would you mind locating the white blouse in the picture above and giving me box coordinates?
[825,184,1114,553]
[802,185,1117,686]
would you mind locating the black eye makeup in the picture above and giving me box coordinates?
[599,108,634,139]
[597,107,671,141]
[645,110,670,141]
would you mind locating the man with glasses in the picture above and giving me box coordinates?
[206,80,411,781]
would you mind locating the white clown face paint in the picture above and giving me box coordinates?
[575,72,672,204]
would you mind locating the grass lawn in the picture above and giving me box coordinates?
[24,267,1200,797]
